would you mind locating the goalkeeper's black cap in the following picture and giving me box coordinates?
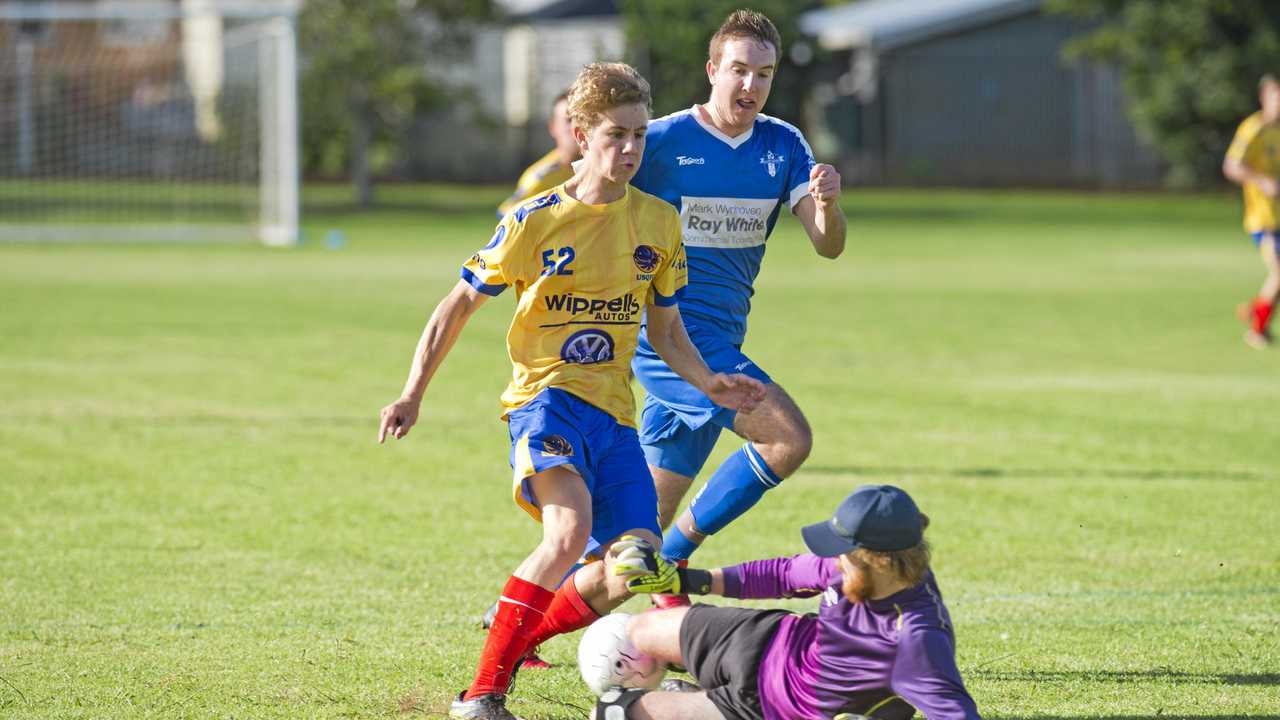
[801,484,923,557]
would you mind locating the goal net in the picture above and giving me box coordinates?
[0,0,299,245]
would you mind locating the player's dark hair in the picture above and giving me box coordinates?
[709,9,782,66]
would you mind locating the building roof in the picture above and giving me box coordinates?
[505,0,616,22]
[799,0,1041,51]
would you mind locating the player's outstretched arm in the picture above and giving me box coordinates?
[377,280,490,443]
[644,303,766,414]
[795,163,847,258]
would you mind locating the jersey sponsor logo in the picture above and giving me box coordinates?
[822,587,839,607]
[677,155,706,166]
[560,329,615,364]
[513,193,561,222]
[679,196,777,249]
[733,360,754,372]
[633,245,660,273]
[761,150,785,177]
[544,292,642,322]
[541,434,574,457]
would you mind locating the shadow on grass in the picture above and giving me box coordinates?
[803,465,1273,482]
[972,669,1280,686]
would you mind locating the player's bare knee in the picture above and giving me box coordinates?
[759,422,811,477]
[627,609,687,667]
[541,524,590,561]
[626,612,657,652]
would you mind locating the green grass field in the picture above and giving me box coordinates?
[1,186,1277,719]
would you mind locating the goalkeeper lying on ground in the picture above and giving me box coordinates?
[606,484,981,720]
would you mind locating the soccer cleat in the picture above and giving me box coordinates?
[481,601,499,629]
[591,687,649,720]
[1244,329,1271,349]
[517,648,552,670]
[658,677,701,692]
[450,692,524,720]
[650,592,692,609]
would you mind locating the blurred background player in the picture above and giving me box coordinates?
[606,485,981,720]
[496,90,580,219]
[1224,73,1280,349]
[628,9,847,606]
[377,62,765,720]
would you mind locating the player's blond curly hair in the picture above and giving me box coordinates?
[566,62,651,131]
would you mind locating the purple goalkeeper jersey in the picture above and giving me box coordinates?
[721,554,980,720]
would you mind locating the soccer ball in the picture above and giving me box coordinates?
[577,613,667,696]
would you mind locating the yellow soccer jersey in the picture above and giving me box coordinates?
[496,149,575,218]
[1226,111,1280,232]
[462,183,687,427]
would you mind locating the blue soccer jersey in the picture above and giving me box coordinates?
[631,106,816,345]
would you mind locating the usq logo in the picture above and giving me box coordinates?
[677,155,705,166]
[760,150,785,177]
[561,329,614,364]
[542,435,574,457]
[633,245,660,273]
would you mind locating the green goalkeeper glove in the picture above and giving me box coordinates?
[610,535,713,595]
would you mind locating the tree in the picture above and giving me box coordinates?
[298,0,493,206]
[1048,0,1280,187]
[618,1,822,127]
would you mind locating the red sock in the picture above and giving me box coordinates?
[520,571,601,652]
[464,576,554,700]
[1253,298,1275,334]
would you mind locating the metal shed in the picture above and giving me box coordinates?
[800,0,1164,188]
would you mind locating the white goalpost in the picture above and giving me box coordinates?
[0,0,300,245]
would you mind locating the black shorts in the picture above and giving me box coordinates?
[679,604,790,720]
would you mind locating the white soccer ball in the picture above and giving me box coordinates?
[577,612,667,696]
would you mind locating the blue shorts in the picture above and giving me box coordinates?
[632,325,773,479]
[1251,231,1279,251]
[507,388,659,559]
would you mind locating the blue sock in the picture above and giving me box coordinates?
[661,525,700,562]
[687,443,784,539]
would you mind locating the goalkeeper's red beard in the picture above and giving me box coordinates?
[839,554,874,604]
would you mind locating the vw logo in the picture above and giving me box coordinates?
[561,329,615,364]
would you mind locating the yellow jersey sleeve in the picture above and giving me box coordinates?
[649,213,688,307]
[461,213,532,295]
[1227,114,1263,164]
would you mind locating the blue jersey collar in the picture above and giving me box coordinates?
[692,104,754,149]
